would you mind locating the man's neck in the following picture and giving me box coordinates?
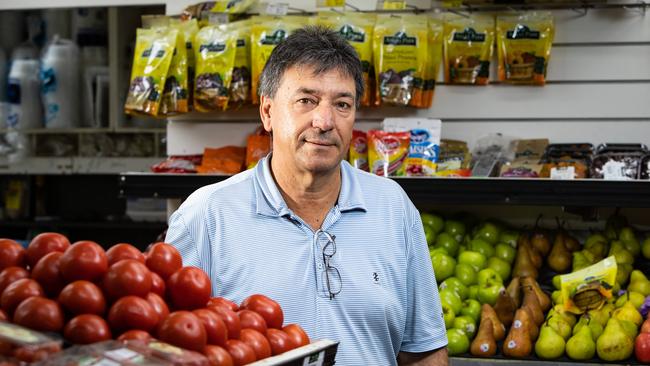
[270,155,341,230]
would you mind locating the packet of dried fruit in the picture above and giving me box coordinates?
[160,22,189,115]
[422,17,443,108]
[170,18,199,107]
[251,16,308,104]
[317,11,376,108]
[373,14,428,107]
[382,118,442,176]
[124,27,177,117]
[497,12,554,85]
[193,24,237,112]
[443,14,494,85]
[368,130,410,176]
[228,19,252,109]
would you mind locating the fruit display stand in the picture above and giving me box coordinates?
[248,339,338,366]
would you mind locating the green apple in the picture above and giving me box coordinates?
[421,212,444,234]
[458,251,487,272]
[477,282,504,306]
[444,220,466,243]
[460,299,481,322]
[423,225,436,246]
[494,243,516,264]
[458,245,467,255]
[440,277,468,300]
[453,315,477,339]
[642,237,650,259]
[499,230,519,248]
[477,268,503,286]
[467,285,479,300]
[487,257,511,282]
[430,250,456,282]
[468,238,495,259]
[552,275,562,290]
[439,288,462,315]
[446,328,470,356]
[435,232,459,257]
[474,222,500,245]
[455,263,477,286]
[442,304,455,329]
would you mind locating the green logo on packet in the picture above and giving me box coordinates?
[452,28,486,42]
[199,43,227,53]
[506,25,541,40]
[261,29,287,45]
[141,48,166,58]
[339,25,365,42]
[383,31,416,46]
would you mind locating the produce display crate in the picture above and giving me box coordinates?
[249,339,338,366]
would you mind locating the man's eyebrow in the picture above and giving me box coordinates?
[294,88,354,99]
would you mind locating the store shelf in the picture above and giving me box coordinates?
[0,0,166,11]
[0,128,165,134]
[0,157,161,175]
[117,173,650,207]
[449,356,639,366]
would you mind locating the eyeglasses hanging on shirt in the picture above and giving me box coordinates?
[314,229,341,300]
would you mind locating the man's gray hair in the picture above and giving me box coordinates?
[258,25,365,107]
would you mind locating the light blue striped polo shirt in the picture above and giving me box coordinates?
[165,155,448,365]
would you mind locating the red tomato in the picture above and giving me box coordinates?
[266,329,296,355]
[26,233,70,268]
[150,271,166,297]
[209,306,241,339]
[167,267,211,310]
[225,339,256,366]
[106,243,145,266]
[30,252,65,297]
[13,297,64,332]
[103,259,152,300]
[207,297,239,312]
[13,347,49,363]
[146,292,169,327]
[108,296,159,334]
[145,243,182,280]
[240,294,284,329]
[0,240,26,270]
[0,279,44,316]
[0,340,13,356]
[239,329,271,360]
[0,309,6,321]
[58,280,106,316]
[59,241,108,282]
[64,314,112,344]
[237,310,267,334]
[194,309,228,347]
[0,267,29,295]
[282,324,310,347]
[204,345,234,366]
[117,330,152,342]
[157,311,207,353]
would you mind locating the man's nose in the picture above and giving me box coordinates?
[312,103,335,131]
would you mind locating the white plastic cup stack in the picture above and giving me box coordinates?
[40,38,80,129]
[7,59,43,130]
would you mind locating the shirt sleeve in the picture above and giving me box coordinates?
[400,209,448,353]
[165,210,202,268]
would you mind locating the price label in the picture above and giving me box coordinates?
[381,0,407,9]
[603,160,627,180]
[263,2,289,16]
[302,350,325,366]
[550,166,575,180]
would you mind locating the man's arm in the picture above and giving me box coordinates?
[397,347,448,366]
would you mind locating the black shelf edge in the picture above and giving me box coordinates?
[118,173,650,208]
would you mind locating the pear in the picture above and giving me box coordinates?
[506,276,522,308]
[615,291,646,309]
[493,289,516,328]
[522,286,544,326]
[584,240,608,260]
[470,318,497,357]
[480,304,505,341]
[628,270,650,296]
[548,305,577,327]
[534,320,566,359]
[588,307,611,328]
[547,316,572,340]
[610,241,634,265]
[512,244,538,279]
[530,221,551,256]
[564,234,581,252]
[619,227,640,256]
[619,319,638,340]
[547,235,571,273]
[503,309,533,358]
[551,290,563,305]
[528,244,543,269]
[616,263,633,286]
[521,307,539,341]
[566,322,596,360]
[572,315,603,341]
[521,276,551,312]
[613,300,643,326]
[597,318,634,361]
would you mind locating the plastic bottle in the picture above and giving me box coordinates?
[40,38,80,128]
[7,59,43,130]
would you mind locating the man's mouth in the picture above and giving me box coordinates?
[305,140,335,146]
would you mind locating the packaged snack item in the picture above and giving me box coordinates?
[0,321,63,363]
[210,0,257,14]
[171,18,200,106]
[317,12,376,107]
[196,145,246,174]
[373,14,428,107]
[383,118,441,176]
[590,153,643,180]
[151,155,203,173]
[640,154,650,180]
[246,127,271,169]
[423,18,443,108]
[251,16,306,104]
[540,143,593,179]
[124,27,178,116]
[349,130,369,171]
[471,134,513,177]
[443,14,494,85]
[160,24,189,115]
[193,24,237,112]
[499,138,548,178]
[560,256,617,314]
[436,139,472,177]
[497,12,554,85]
[367,130,410,176]
[229,20,252,108]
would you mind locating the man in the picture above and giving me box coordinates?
[166,26,448,365]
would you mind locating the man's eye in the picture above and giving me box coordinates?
[298,98,315,105]
[337,101,351,110]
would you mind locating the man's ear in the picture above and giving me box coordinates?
[260,95,273,133]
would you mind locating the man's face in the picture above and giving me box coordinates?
[260,65,356,175]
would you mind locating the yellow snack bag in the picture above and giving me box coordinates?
[317,12,376,107]
[423,18,443,108]
[497,12,554,85]
[124,28,178,117]
[193,24,237,112]
[229,20,252,108]
[560,256,617,314]
[170,19,199,103]
[210,0,257,14]
[250,16,306,104]
[160,26,189,115]
[443,14,494,85]
[373,14,428,107]
[367,130,410,176]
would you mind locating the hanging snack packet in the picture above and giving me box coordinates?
[497,12,554,85]
[211,0,257,14]
[124,27,177,116]
[443,14,494,85]
[160,25,189,115]
[373,14,428,107]
[422,18,443,108]
[349,130,369,171]
[193,24,237,112]
[251,16,306,104]
[229,20,252,108]
[367,130,410,176]
[170,18,199,105]
[383,118,442,176]
[317,12,376,107]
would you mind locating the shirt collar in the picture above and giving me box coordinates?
[253,155,367,217]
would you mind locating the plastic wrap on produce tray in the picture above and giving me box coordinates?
[0,321,63,363]
[470,133,512,177]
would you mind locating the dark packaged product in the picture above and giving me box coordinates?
[640,154,650,180]
[590,153,643,180]
[595,143,648,155]
[349,130,369,172]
